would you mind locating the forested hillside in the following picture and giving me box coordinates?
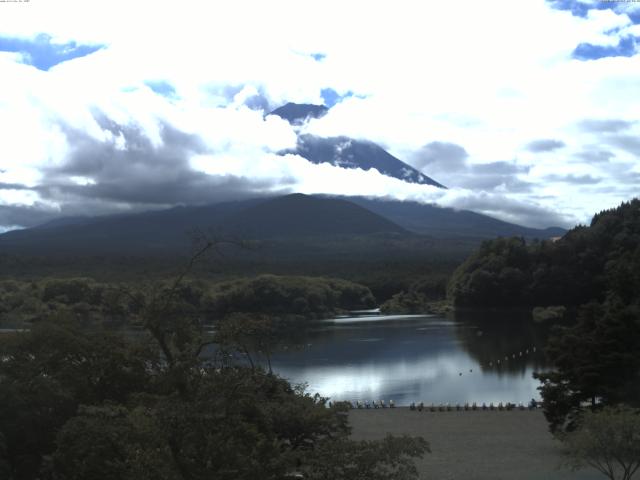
[448,199,640,434]
[447,199,640,308]
[0,263,430,479]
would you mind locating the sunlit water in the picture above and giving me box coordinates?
[268,311,550,406]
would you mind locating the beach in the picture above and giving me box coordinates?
[349,408,603,480]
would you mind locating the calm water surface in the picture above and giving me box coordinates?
[269,311,550,406]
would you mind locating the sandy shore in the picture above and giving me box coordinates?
[349,408,602,480]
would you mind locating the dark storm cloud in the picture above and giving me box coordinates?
[471,161,529,176]
[526,139,566,152]
[578,119,635,133]
[50,114,208,195]
[0,203,61,228]
[458,175,534,192]
[0,112,294,229]
[448,194,572,229]
[453,162,533,192]
[544,174,602,185]
[412,141,532,193]
[0,182,33,191]
[411,141,469,172]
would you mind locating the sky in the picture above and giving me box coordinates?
[0,0,639,231]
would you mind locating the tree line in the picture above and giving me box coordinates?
[0,256,427,479]
[449,199,640,445]
[447,199,640,309]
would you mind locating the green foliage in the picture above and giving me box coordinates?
[204,274,376,319]
[447,237,533,307]
[0,274,377,330]
[380,274,448,313]
[53,374,348,480]
[531,305,566,323]
[561,405,640,480]
[0,267,426,480]
[0,320,155,479]
[448,199,640,308]
[0,319,153,405]
[534,302,640,433]
[41,278,100,305]
[54,404,174,480]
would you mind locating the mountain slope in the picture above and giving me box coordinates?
[0,194,565,257]
[0,194,405,255]
[268,103,445,188]
[346,197,566,239]
[226,193,406,238]
[293,135,446,188]
[0,199,264,254]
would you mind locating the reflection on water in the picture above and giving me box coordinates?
[269,310,550,405]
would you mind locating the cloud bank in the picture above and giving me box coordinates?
[1,0,639,231]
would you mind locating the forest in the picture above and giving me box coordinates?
[2,199,640,479]
[0,257,428,479]
[448,199,640,309]
[447,199,640,434]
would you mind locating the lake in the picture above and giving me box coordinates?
[268,310,551,406]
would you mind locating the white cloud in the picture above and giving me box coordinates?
[0,0,638,230]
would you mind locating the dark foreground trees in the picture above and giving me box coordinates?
[561,405,640,480]
[534,301,640,433]
[0,278,428,480]
[447,199,640,309]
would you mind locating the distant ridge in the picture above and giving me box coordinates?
[346,197,566,239]
[0,194,565,257]
[0,194,405,255]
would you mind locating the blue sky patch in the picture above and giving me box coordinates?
[547,0,591,18]
[628,9,640,24]
[321,88,356,107]
[547,1,640,59]
[0,33,104,71]
[547,0,640,23]
[144,80,176,98]
[573,35,637,60]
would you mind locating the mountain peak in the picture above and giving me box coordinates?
[269,103,328,125]
[270,102,445,188]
